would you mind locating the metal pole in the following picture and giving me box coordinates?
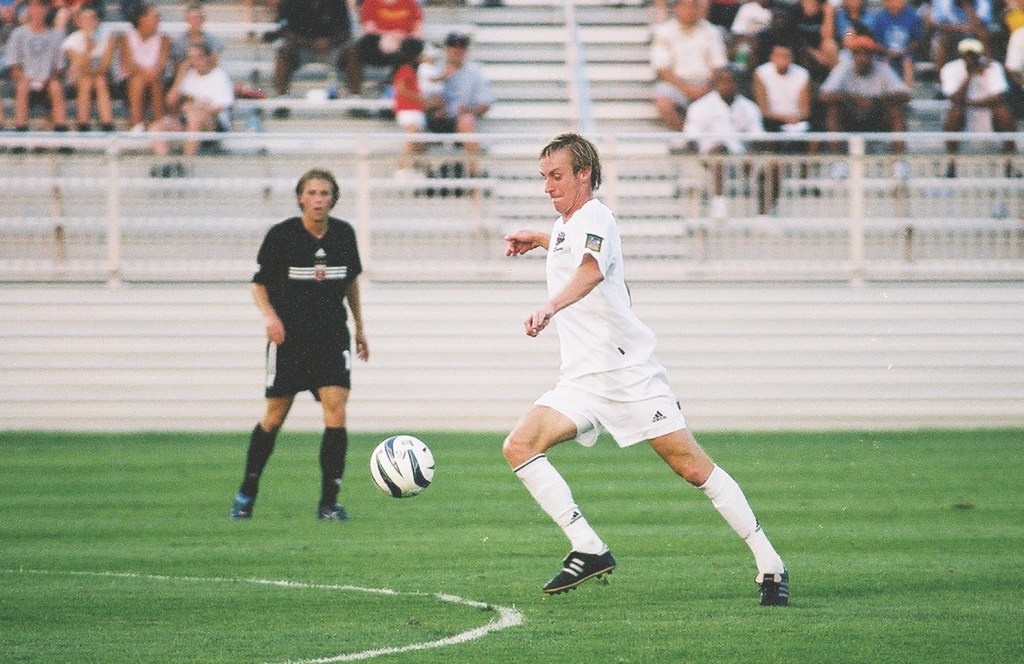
[848,135,865,286]
[106,141,123,287]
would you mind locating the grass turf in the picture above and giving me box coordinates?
[1,429,1021,663]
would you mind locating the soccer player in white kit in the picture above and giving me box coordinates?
[503,133,789,605]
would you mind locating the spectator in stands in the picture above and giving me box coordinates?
[651,0,728,133]
[0,0,18,129]
[392,50,427,179]
[708,0,743,30]
[118,2,171,131]
[785,0,839,82]
[148,43,234,173]
[940,37,1017,177]
[731,0,772,41]
[272,0,359,97]
[683,66,765,218]
[424,31,495,177]
[1005,27,1024,113]
[752,43,812,211]
[834,0,868,43]
[819,35,911,163]
[926,0,995,70]
[868,0,926,87]
[5,0,69,132]
[354,0,424,86]
[61,6,116,131]
[170,3,225,80]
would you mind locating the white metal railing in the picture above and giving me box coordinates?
[1,131,1022,285]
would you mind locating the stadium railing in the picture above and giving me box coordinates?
[0,131,1021,285]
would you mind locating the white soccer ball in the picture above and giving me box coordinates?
[370,435,435,498]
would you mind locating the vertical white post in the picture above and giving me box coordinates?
[355,134,373,276]
[603,134,620,215]
[848,135,866,286]
[106,142,123,287]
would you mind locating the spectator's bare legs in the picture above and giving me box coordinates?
[46,78,68,128]
[824,100,845,154]
[274,40,299,95]
[457,111,481,176]
[339,44,362,95]
[993,104,1018,176]
[11,72,30,128]
[885,102,907,154]
[655,96,685,132]
[181,102,217,156]
[126,71,165,128]
[943,100,965,175]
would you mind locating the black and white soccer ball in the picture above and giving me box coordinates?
[370,435,435,498]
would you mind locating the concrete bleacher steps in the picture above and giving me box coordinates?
[3,282,1023,432]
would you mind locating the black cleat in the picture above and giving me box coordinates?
[317,504,349,521]
[542,550,616,595]
[758,569,789,607]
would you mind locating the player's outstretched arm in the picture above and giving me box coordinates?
[505,229,550,256]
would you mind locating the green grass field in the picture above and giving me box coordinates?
[2,429,1022,663]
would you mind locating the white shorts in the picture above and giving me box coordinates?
[396,109,426,131]
[535,356,687,448]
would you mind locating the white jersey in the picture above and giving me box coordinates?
[545,198,657,379]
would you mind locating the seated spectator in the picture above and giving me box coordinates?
[272,0,359,97]
[61,6,116,131]
[819,35,911,157]
[170,3,225,80]
[867,0,926,87]
[926,0,995,70]
[0,0,17,129]
[354,0,424,77]
[5,0,69,132]
[682,67,765,218]
[423,31,495,177]
[731,0,772,40]
[118,2,171,131]
[834,0,870,44]
[149,43,234,168]
[1006,27,1024,114]
[752,42,812,212]
[651,0,728,132]
[392,51,427,178]
[729,0,772,72]
[785,0,840,83]
[940,38,1016,177]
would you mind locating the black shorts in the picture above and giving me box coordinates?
[264,338,352,398]
[426,114,457,133]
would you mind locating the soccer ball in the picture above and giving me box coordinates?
[370,435,435,498]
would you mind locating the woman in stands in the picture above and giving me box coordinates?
[117,2,170,131]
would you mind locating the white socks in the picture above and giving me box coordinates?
[514,454,606,554]
[699,465,785,575]
[513,455,784,575]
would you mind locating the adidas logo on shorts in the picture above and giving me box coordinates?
[651,411,667,423]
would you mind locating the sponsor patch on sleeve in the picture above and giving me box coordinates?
[584,233,604,252]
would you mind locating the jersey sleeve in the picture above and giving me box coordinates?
[575,204,616,276]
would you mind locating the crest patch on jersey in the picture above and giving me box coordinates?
[585,234,604,252]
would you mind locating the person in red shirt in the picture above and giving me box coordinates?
[392,51,427,177]
[354,0,423,70]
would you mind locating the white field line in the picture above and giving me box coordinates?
[2,569,524,663]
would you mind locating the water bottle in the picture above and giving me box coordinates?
[245,108,263,132]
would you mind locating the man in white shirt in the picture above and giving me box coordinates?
[149,43,234,167]
[651,0,728,131]
[502,132,788,606]
[940,37,1016,177]
[684,67,765,218]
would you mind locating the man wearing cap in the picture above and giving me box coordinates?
[818,35,910,138]
[424,31,495,176]
[939,38,1016,177]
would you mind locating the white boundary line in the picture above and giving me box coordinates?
[2,569,524,663]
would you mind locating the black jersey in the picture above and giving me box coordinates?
[252,216,362,343]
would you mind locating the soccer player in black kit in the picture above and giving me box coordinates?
[231,168,369,521]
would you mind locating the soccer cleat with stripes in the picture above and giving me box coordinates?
[229,492,254,520]
[542,550,616,595]
[758,569,789,607]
